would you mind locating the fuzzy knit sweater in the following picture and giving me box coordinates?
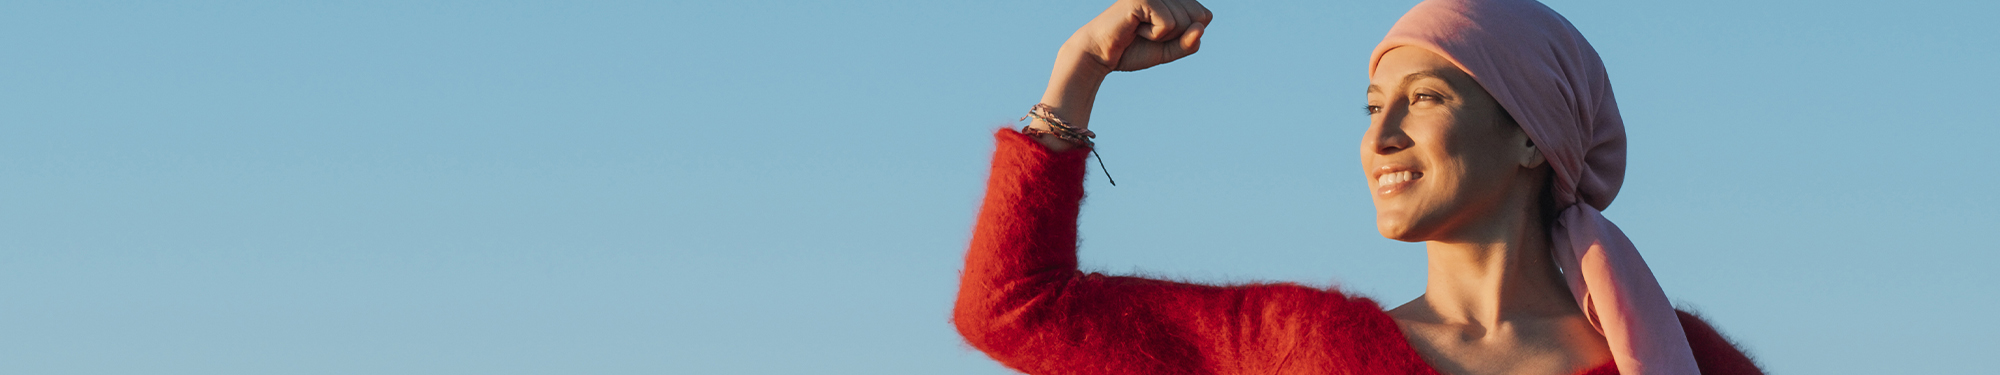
[955,129,1762,375]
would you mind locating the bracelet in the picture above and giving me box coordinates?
[1020,103,1116,186]
[1020,103,1097,148]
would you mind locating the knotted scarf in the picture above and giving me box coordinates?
[1368,1,1699,374]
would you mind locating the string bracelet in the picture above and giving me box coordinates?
[1021,103,1116,186]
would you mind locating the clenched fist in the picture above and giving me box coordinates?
[1029,0,1212,151]
[1063,0,1212,73]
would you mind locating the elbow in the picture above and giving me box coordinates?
[952,280,1047,355]
[953,299,1046,364]
[952,289,1008,350]
[952,262,1078,356]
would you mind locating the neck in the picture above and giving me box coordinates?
[1407,206,1579,328]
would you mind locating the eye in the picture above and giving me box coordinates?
[1364,105,1382,115]
[1414,93,1439,102]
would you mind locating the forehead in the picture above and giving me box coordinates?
[1369,47,1474,91]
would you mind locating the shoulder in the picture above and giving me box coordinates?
[1674,309,1765,375]
[1220,282,1434,374]
[1224,280,1386,315]
[1222,282,1409,347]
[1096,276,1392,327]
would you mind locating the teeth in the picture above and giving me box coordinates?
[1376,171,1417,187]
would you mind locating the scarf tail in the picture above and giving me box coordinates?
[1553,205,1700,375]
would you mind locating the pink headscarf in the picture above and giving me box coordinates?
[1368,0,1698,374]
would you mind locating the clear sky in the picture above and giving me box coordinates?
[3,1,1995,374]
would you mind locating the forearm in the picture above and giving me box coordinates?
[956,129,1090,344]
[960,130,1090,286]
[1029,51,1111,152]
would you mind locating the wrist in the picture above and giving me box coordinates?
[1039,57,1108,126]
[1055,41,1116,78]
[1031,45,1111,153]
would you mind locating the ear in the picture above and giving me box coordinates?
[1518,133,1546,169]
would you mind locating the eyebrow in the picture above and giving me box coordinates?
[1365,70,1453,94]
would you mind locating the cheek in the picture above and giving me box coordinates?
[1405,128,1496,213]
[1418,159,1475,209]
[1428,116,1516,179]
[1448,139,1518,185]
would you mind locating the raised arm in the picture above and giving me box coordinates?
[953,130,1420,374]
[952,129,1227,374]
[952,3,1428,374]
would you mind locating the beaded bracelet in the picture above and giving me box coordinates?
[1021,103,1115,185]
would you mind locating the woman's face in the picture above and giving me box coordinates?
[1363,47,1541,242]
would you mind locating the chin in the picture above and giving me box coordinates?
[1374,217,1426,243]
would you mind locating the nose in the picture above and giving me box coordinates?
[1363,110,1412,155]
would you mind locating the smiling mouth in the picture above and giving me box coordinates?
[1376,171,1422,194]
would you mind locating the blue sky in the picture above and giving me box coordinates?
[3,1,1995,374]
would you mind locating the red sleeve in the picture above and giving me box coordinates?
[1677,310,1765,375]
[952,130,1424,375]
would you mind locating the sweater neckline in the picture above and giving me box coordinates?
[1364,301,1620,375]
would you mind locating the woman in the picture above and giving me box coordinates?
[954,0,1761,374]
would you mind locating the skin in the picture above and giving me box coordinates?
[1035,1,1612,374]
[1366,47,1614,375]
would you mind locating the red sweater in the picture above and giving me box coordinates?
[955,130,1762,375]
